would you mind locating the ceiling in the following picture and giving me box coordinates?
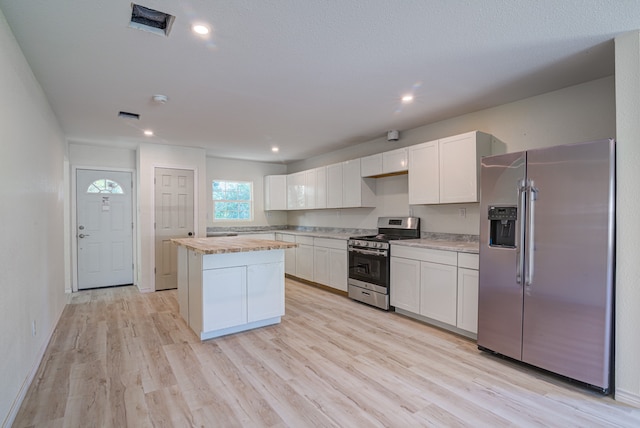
[1,1,639,163]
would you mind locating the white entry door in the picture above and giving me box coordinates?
[155,168,194,290]
[76,169,134,289]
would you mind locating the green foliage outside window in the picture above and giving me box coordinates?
[212,180,253,220]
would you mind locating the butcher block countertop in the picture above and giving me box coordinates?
[172,236,298,255]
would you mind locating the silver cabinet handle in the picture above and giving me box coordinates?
[78,233,90,238]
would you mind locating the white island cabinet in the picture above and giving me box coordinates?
[173,237,296,340]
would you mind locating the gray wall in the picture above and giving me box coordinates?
[0,9,68,424]
[287,76,615,234]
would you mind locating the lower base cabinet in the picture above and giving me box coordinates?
[391,245,479,337]
[178,247,285,340]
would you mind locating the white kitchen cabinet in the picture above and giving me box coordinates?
[408,140,439,204]
[439,131,491,203]
[184,248,285,340]
[343,159,376,208]
[247,261,285,322]
[304,169,317,209]
[313,237,347,292]
[456,253,479,334]
[328,247,348,292]
[326,163,343,208]
[409,131,491,205]
[295,235,314,281]
[382,148,408,174]
[390,256,420,313]
[287,171,305,210]
[276,233,297,275]
[361,153,383,177]
[315,166,327,209]
[420,261,458,325]
[264,175,287,211]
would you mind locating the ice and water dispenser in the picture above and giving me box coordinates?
[488,206,517,248]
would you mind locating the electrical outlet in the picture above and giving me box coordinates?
[32,320,36,337]
[458,208,466,218]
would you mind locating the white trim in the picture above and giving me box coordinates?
[71,166,136,292]
[614,388,640,408]
[3,304,64,428]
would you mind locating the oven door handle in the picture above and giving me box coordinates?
[349,248,386,257]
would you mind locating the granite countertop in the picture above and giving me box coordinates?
[172,237,298,255]
[273,230,356,240]
[392,239,479,254]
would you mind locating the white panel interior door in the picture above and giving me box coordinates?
[76,169,133,289]
[155,168,194,291]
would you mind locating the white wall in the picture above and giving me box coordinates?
[614,31,640,407]
[207,157,287,227]
[287,76,616,233]
[0,10,67,426]
[137,143,207,292]
[68,143,136,170]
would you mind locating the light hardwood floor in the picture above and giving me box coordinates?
[14,278,640,427]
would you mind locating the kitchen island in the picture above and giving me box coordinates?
[172,237,297,340]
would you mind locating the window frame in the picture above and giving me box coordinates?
[211,179,254,222]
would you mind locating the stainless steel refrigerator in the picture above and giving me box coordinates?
[477,139,615,393]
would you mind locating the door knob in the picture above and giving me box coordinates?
[188,232,193,236]
[78,233,90,238]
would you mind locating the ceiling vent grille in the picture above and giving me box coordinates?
[129,4,175,37]
[118,111,140,120]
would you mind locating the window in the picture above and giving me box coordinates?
[87,179,124,194]
[212,180,253,221]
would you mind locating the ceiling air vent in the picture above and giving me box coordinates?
[118,111,140,120]
[129,4,175,37]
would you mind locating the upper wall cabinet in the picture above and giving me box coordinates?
[361,148,408,178]
[409,131,491,204]
[287,171,306,210]
[327,160,376,208]
[264,175,287,210]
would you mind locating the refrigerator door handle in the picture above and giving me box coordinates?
[525,179,538,286]
[516,179,527,285]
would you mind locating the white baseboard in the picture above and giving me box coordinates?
[2,308,63,428]
[615,388,640,408]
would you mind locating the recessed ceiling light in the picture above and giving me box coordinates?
[144,130,154,136]
[192,24,210,35]
[402,95,414,103]
[271,147,279,153]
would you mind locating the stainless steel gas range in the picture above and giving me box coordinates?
[348,217,420,310]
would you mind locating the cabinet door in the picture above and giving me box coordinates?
[420,261,457,325]
[329,248,348,292]
[457,267,479,333]
[342,159,362,207]
[277,233,296,275]
[439,132,481,203]
[313,246,330,286]
[247,262,285,322]
[304,169,316,209]
[202,266,247,331]
[287,172,305,209]
[408,140,439,204]
[383,148,408,174]
[390,257,421,313]
[315,166,327,209]
[264,175,287,210]
[326,163,343,208]
[361,154,383,177]
[295,244,314,281]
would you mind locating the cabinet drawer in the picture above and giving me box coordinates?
[296,235,314,245]
[276,233,296,243]
[314,237,347,250]
[458,253,479,270]
[391,245,457,266]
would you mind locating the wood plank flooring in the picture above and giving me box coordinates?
[13,279,640,427]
